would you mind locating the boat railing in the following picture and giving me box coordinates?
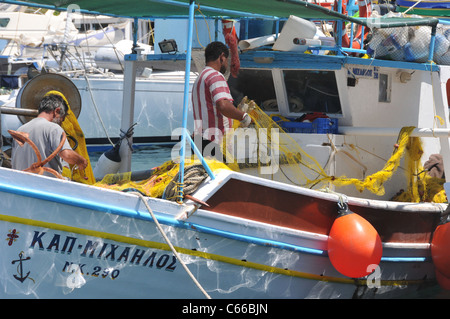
[40,43,118,74]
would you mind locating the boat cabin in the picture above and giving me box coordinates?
[222,49,450,201]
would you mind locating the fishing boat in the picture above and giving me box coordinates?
[0,5,196,148]
[1,0,450,300]
[396,0,450,17]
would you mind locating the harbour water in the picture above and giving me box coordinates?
[89,143,176,172]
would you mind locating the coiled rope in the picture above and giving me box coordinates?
[163,164,208,201]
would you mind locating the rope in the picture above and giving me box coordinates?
[131,191,211,299]
[0,150,8,167]
[164,164,208,201]
[119,123,138,153]
[320,187,350,214]
[403,0,423,14]
[429,62,446,138]
[94,15,125,72]
[194,5,211,49]
[83,75,115,147]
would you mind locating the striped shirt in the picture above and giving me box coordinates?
[192,66,234,142]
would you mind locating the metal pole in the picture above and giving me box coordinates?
[336,0,343,49]
[118,59,137,173]
[177,0,196,204]
[187,134,215,178]
[132,17,138,53]
[428,25,437,62]
[214,18,219,41]
[0,106,38,117]
[0,105,2,167]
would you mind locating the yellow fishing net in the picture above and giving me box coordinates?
[223,97,329,186]
[390,135,446,203]
[91,96,445,203]
[45,90,95,185]
[94,158,230,199]
[222,97,446,203]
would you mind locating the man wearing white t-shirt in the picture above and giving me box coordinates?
[192,41,251,159]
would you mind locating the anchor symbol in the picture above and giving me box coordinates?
[12,251,31,283]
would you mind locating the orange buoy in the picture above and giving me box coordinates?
[431,216,450,278]
[327,202,383,278]
[435,269,450,290]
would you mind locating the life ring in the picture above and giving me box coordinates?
[334,0,371,50]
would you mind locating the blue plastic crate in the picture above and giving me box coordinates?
[271,116,283,124]
[276,117,338,134]
[271,116,295,124]
[280,121,315,133]
[313,118,338,134]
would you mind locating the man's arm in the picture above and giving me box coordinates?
[60,149,88,170]
[216,99,246,121]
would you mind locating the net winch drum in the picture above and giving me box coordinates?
[15,73,82,124]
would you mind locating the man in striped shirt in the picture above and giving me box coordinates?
[192,41,251,160]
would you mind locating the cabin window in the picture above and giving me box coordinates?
[228,69,277,111]
[282,70,341,114]
[378,73,391,103]
[0,39,9,53]
[0,18,10,28]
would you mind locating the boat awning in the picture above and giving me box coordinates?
[0,0,439,28]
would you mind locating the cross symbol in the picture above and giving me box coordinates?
[6,229,19,246]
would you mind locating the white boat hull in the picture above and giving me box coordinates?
[1,72,195,149]
[72,73,195,146]
[0,166,440,299]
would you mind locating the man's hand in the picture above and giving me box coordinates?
[240,113,252,128]
[60,149,88,170]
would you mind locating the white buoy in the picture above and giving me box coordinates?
[93,143,121,179]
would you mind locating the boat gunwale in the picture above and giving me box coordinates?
[238,50,442,72]
[0,166,444,220]
[0,167,439,255]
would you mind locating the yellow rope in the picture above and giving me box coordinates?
[194,6,211,49]
[331,127,416,196]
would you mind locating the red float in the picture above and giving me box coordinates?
[328,206,383,278]
[431,220,450,278]
[435,269,450,290]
